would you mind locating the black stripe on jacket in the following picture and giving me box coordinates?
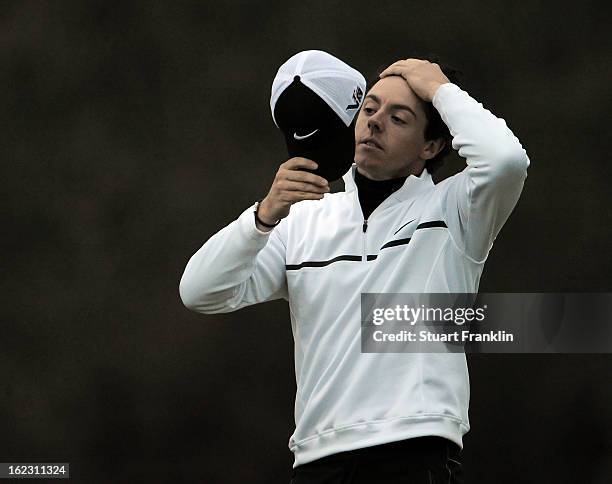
[285,221,447,271]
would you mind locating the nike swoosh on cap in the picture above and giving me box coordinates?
[293,129,319,140]
[393,219,416,235]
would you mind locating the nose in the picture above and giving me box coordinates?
[367,112,383,133]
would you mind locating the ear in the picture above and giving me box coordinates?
[422,138,446,160]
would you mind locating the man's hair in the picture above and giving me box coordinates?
[366,56,464,174]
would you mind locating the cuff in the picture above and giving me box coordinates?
[432,82,461,109]
[238,203,274,244]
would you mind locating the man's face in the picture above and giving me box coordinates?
[354,75,437,180]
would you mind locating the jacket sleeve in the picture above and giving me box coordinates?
[179,204,288,314]
[432,83,530,262]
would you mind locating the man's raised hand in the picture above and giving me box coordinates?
[379,59,450,102]
[257,157,330,230]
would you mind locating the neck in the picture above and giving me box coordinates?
[356,162,425,181]
[354,168,408,220]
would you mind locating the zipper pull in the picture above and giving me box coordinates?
[362,220,368,233]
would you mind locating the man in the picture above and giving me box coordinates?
[180,58,530,483]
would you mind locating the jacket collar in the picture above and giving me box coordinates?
[342,164,434,202]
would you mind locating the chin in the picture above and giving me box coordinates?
[355,158,385,180]
[356,151,381,168]
[356,155,383,169]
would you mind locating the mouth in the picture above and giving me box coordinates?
[360,138,383,151]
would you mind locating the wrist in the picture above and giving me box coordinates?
[255,219,274,233]
[254,200,280,229]
[427,82,445,102]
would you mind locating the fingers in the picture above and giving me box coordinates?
[279,157,329,188]
[282,157,318,172]
[277,168,330,195]
[378,65,405,79]
[379,60,414,78]
[284,169,329,188]
[279,191,326,203]
[379,59,432,78]
[278,180,329,194]
[274,161,329,201]
[261,158,330,224]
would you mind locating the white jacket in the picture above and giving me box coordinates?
[179,83,530,468]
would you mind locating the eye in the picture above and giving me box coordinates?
[363,107,375,115]
[391,115,406,124]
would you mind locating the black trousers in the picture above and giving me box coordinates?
[290,437,463,484]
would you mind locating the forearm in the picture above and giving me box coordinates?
[179,204,284,314]
[433,83,530,184]
[433,83,530,261]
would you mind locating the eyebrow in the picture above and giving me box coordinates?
[364,94,417,119]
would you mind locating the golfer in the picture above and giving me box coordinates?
[180,56,530,483]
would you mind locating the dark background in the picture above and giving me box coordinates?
[2,1,611,482]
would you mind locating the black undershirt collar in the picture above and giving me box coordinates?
[354,168,408,220]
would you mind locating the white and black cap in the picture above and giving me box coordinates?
[270,50,366,182]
